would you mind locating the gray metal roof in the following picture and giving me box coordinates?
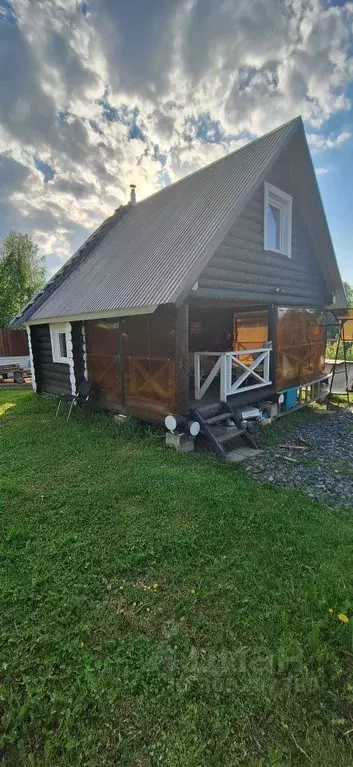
[10,116,346,327]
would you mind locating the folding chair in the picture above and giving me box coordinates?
[55,380,93,421]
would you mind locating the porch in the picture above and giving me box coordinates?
[187,304,275,411]
[191,346,272,406]
[187,303,326,412]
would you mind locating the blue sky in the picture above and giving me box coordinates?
[0,0,353,283]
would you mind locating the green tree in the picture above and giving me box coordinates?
[0,232,45,327]
[343,281,353,308]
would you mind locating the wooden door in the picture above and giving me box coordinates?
[85,320,123,408]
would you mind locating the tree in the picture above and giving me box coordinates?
[343,281,353,308]
[0,232,45,327]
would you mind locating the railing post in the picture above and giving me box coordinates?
[194,352,201,400]
[227,353,233,394]
[268,306,277,389]
[220,353,227,402]
[264,348,270,383]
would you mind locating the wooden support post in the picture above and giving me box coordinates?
[268,305,278,389]
[194,353,201,400]
[327,316,342,409]
[175,303,189,415]
[342,320,350,405]
[118,321,126,406]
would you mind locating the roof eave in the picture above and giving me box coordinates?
[23,305,159,326]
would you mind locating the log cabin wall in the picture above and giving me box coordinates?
[31,324,71,396]
[192,151,329,308]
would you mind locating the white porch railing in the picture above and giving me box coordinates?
[194,345,272,402]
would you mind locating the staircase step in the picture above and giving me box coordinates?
[195,402,225,420]
[217,427,245,444]
[205,412,235,426]
[191,401,259,460]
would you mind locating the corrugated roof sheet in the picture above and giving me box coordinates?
[10,116,345,327]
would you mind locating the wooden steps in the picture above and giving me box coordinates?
[191,401,259,460]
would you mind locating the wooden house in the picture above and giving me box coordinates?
[10,117,346,456]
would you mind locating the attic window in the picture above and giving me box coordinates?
[264,182,292,257]
[50,323,70,364]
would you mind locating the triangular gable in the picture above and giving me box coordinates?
[194,148,329,306]
[179,125,345,308]
[191,127,344,308]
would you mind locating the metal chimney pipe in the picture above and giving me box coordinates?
[129,184,136,205]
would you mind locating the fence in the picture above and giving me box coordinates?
[194,346,272,402]
[0,329,29,357]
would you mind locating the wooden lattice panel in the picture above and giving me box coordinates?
[276,308,325,390]
[126,356,175,408]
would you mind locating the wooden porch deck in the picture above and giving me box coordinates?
[188,380,275,411]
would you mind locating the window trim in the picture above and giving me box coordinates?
[50,323,71,364]
[264,182,292,258]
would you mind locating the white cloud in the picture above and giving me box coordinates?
[0,0,352,274]
[308,131,352,151]
[315,166,331,176]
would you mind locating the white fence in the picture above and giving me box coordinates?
[194,346,272,402]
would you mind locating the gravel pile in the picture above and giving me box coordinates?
[247,409,353,509]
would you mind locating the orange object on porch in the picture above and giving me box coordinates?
[233,311,268,365]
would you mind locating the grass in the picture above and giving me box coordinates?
[1,390,353,766]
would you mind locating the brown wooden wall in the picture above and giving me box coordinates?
[85,306,177,421]
[124,306,176,419]
[0,328,28,357]
[85,318,123,409]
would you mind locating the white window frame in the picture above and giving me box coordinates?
[50,323,71,364]
[264,182,292,258]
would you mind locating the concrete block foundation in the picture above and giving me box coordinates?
[165,431,195,453]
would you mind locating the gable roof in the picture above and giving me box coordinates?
[10,116,346,328]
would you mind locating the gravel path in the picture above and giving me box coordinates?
[247,409,353,509]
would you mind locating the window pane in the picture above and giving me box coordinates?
[58,332,67,358]
[267,203,281,250]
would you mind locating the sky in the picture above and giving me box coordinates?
[0,0,353,283]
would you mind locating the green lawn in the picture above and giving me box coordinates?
[1,390,353,766]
